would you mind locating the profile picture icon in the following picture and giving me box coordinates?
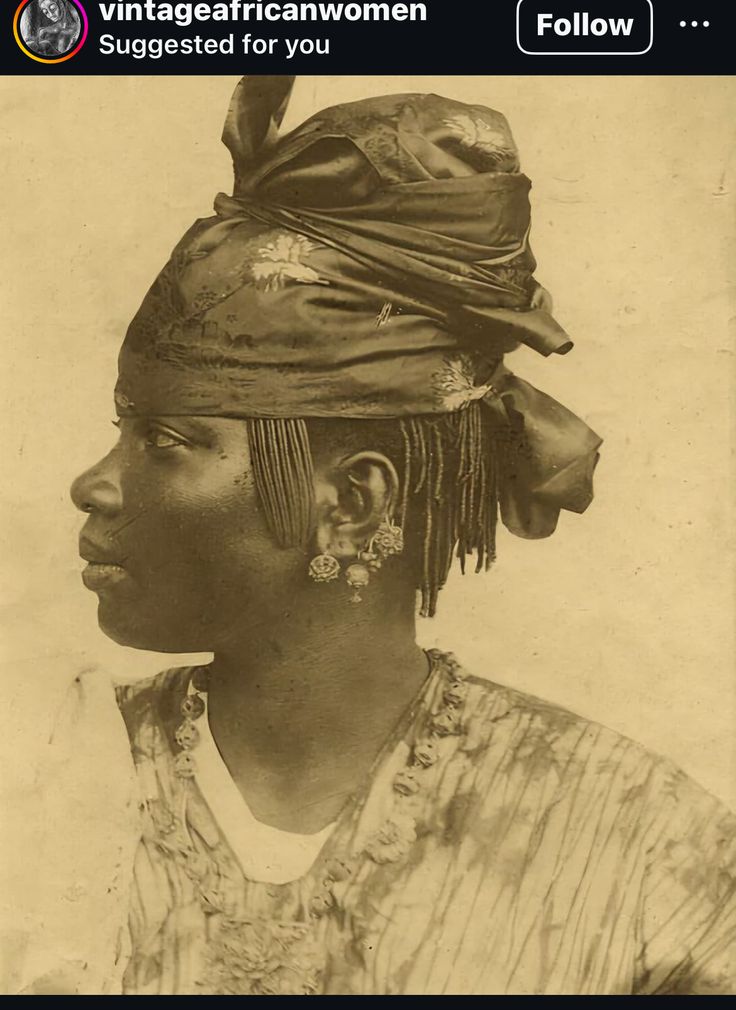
[14,0,88,63]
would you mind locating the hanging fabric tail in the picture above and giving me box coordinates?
[222,75,295,186]
[482,372,602,540]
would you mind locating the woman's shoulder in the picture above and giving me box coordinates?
[450,650,621,750]
[439,653,736,994]
[443,650,736,885]
[447,650,732,820]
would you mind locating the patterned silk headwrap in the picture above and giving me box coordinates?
[116,76,602,539]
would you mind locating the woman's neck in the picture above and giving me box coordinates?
[205,585,430,833]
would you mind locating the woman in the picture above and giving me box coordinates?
[21,0,80,57]
[61,77,735,994]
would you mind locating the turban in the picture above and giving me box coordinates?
[116,76,601,539]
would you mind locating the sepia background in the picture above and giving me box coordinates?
[1,76,735,975]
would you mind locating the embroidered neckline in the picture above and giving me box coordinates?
[153,650,471,995]
[172,650,464,873]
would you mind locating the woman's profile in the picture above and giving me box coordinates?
[27,76,735,995]
[19,0,81,57]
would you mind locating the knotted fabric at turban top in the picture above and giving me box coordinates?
[116,76,602,539]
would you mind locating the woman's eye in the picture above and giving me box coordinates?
[144,429,187,450]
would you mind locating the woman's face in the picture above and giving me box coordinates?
[70,415,304,652]
[40,0,61,21]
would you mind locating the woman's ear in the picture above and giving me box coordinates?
[313,451,399,560]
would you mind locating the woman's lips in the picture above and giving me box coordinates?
[79,536,129,590]
[81,561,128,591]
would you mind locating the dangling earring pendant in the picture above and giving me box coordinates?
[358,548,382,571]
[345,563,370,603]
[308,553,340,583]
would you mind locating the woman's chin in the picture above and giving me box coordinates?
[96,604,208,654]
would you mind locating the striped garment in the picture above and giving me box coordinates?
[112,650,735,995]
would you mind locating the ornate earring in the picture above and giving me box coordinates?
[372,516,404,559]
[308,553,340,583]
[309,518,404,603]
[346,517,404,604]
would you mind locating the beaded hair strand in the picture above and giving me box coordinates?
[247,404,499,617]
[246,418,315,550]
[399,406,498,617]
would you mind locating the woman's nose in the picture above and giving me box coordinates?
[70,453,123,516]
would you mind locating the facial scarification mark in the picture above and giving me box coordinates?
[107,510,146,540]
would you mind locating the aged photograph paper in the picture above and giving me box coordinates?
[2,75,735,995]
